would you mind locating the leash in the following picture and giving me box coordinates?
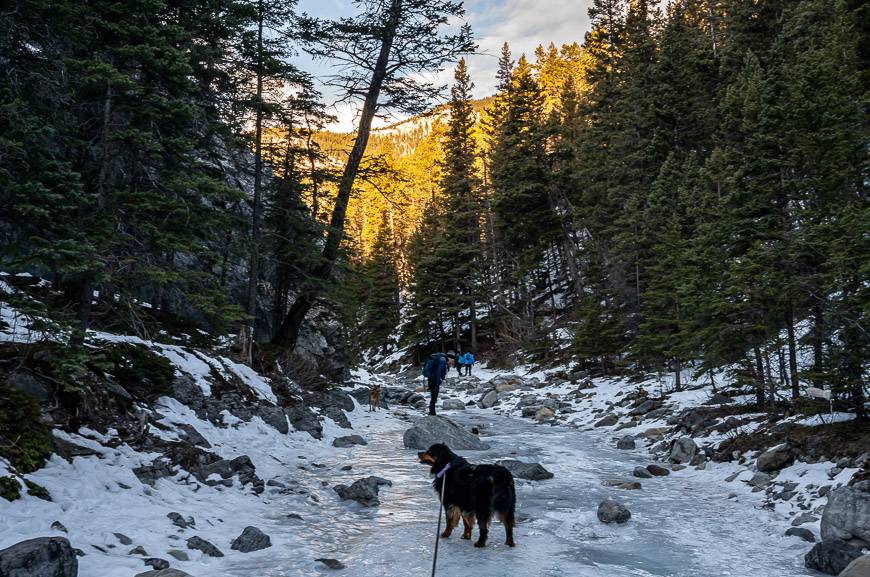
[431,462,451,577]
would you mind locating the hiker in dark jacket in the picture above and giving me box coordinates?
[422,352,454,415]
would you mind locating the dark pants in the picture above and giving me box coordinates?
[464,364,471,376]
[428,375,440,415]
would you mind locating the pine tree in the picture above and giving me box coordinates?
[359,211,401,353]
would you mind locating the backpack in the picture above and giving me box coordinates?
[422,353,440,378]
[464,352,474,365]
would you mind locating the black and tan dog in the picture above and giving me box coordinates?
[417,443,516,548]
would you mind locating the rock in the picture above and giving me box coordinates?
[0,537,77,577]
[186,536,224,557]
[521,405,542,417]
[230,526,272,553]
[402,416,490,450]
[50,521,68,533]
[597,500,631,524]
[113,533,133,546]
[792,513,818,526]
[135,571,193,577]
[332,435,367,448]
[133,460,176,486]
[704,393,734,405]
[822,484,870,544]
[642,407,670,421]
[840,556,870,577]
[534,407,555,422]
[756,444,794,473]
[333,476,392,507]
[616,436,636,450]
[629,399,660,416]
[495,383,516,393]
[594,414,619,427]
[144,558,169,570]
[441,399,466,410]
[748,472,772,488]
[520,395,541,407]
[7,371,51,402]
[633,466,653,479]
[129,546,148,556]
[805,541,863,575]
[603,479,642,490]
[647,464,670,477]
[671,464,686,472]
[167,550,189,561]
[478,390,499,409]
[316,558,346,570]
[669,437,697,464]
[643,427,669,440]
[167,512,195,529]
[785,527,816,543]
[496,460,554,481]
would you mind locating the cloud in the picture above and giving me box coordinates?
[465,0,594,98]
[299,0,594,130]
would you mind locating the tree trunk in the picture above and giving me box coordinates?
[785,304,800,398]
[673,358,681,392]
[470,301,477,352]
[811,301,824,386]
[244,0,265,350]
[753,347,766,408]
[273,0,402,349]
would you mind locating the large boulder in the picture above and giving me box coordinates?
[402,416,490,450]
[186,536,224,557]
[332,435,367,448]
[839,556,870,577]
[629,399,660,416]
[597,500,631,524]
[135,571,193,577]
[496,460,554,481]
[478,390,499,409]
[821,482,870,545]
[756,444,794,473]
[646,464,670,477]
[333,476,392,507]
[441,399,466,411]
[632,466,653,479]
[805,541,863,575]
[594,414,619,427]
[616,436,636,450]
[230,526,272,553]
[669,437,697,464]
[0,537,77,577]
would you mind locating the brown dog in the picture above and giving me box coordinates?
[369,384,381,412]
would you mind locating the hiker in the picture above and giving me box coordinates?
[454,350,465,375]
[422,352,454,415]
[462,351,474,376]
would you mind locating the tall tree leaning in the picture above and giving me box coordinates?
[273,0,474,349]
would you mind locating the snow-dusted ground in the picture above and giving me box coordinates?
[2,373,826,576]
[0,287,855,576]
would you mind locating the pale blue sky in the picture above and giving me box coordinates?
[297,0,594,130]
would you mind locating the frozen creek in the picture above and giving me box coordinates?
[222,408,815,577]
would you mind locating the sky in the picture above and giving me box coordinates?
[297,0,595,131]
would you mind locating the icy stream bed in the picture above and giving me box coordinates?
[223,409,815,577]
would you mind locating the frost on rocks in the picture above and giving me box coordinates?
[402,415,490,450]
[820,481,870,544]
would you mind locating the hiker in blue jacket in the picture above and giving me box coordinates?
[462,352,474,376]
[422,352,455,415]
